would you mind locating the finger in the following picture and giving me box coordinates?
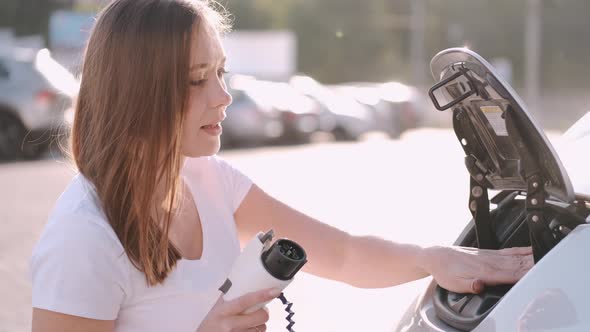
[483,255,534,285]
[228,308,270,330]
[245,324,267,332]
[223,288,280,315]
[474,246,532,258]
[261,305,269,315]
[453,278,485,294]
[499,246,533,256]
[207,295,224,314]
[471,279,485,294]
[506,253,534,271]
[487,252,531,272]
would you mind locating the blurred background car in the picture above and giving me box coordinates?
[225,75,321,147]
[379,81,424,135]
[221,75,285,149]
[331,81,423,139]
[5,1,590,331]
[289,75,376,141]
[0,47,76,160]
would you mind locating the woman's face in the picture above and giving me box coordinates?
[181,23,232,158]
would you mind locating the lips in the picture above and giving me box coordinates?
[200,121,223,136]
[201,123,220,129]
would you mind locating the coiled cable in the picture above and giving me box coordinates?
[278,292,296,331]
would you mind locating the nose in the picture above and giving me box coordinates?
[213,79,232,110]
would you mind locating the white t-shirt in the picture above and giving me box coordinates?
[30,156,253,331]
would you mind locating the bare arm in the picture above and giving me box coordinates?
[235,185,533,292]
[234,185,428,288]
[32,308,114,332]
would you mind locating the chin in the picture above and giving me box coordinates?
[182,143,220,158]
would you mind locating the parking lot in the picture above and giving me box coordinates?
[0,129,481,332]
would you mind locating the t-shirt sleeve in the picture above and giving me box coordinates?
[213,156,253,212]
[30,216,128,320]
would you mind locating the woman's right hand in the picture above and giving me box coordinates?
[197,288,281,332]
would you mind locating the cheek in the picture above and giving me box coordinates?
[180,113,202,157]
[181,95,200,142]
[183,109,203,141]
[185,91,206,126]
[180,90,218,157]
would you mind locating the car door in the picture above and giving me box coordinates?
[0,57,20,113]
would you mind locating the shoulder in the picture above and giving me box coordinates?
[33,212,125,261]
[184,155,253,212]
[30,180,130,319]
[38,174,124,256]
[31,175,127,277]
[31,174,128,294]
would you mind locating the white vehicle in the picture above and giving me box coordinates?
[0,48,76,160]
[228,75,322,145]
[332,81,422,139]
[220,75,285,148]
[290,75,375,141]
[394,48,590,331]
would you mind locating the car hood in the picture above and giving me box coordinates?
[430,48,575,202]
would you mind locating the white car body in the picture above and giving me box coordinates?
[0,48,75,131]
[394,47,590,332]
[290,75,376,140]
[395,112,590,332]
[0,48,76,159]
[397,226,590,332]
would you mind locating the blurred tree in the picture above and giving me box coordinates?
[542,0,590,90]
[223,0,406,83]
[0,0,72,47]
[0,1,19,30]
[287,0,406,83]
[221,0,275,29]
[2,0,590,89]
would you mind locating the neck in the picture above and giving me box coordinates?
[153,156,188,217]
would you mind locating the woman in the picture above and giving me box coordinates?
[30,1,533,331]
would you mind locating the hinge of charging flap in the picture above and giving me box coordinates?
[465,154,491,187]
[525,174,551,262]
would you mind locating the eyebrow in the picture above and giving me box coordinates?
[190,57,226,72]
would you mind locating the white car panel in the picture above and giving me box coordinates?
[395,225,590,332]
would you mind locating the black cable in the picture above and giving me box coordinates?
[278,292,296,331]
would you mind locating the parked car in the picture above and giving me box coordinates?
[394,48,590,332]
[0,48,76,160]
[221,76,285,148]
[330,83,398,137]
[289,75,375,141]
[378,81,423,134]
[333,81,423,138]
[229,75,322,145]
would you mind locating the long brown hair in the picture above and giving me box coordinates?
[71,0,230,286]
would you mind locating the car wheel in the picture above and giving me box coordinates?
[332,126,357,141]
[21,130,51,160]
[0,112,26,161]
[0,112,50,161]
[388,127,402,139]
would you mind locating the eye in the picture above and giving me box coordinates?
[217,68,228,78]
[190,79,207,87]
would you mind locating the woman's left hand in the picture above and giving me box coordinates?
[420,246,534,294]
